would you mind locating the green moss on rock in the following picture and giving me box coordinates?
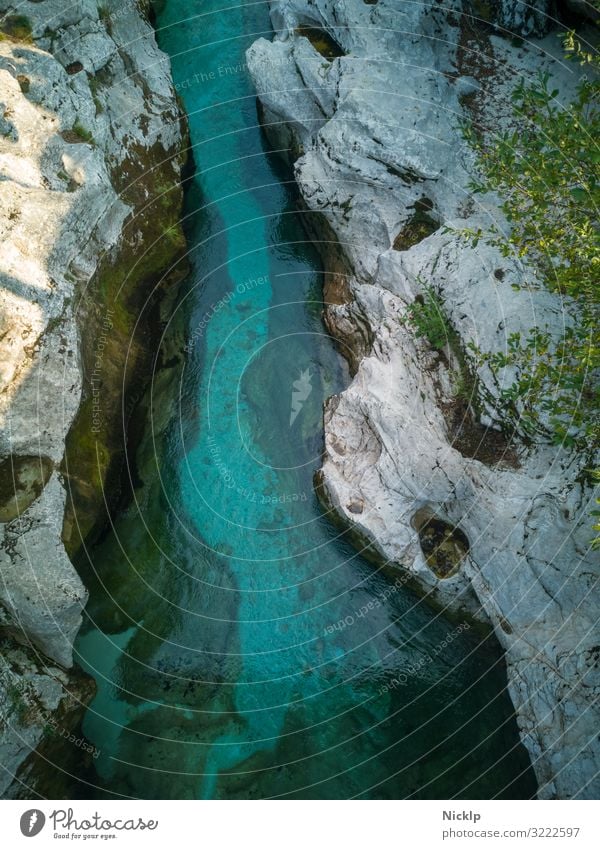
[62,138,190,557]
[0,15,33,43]
[0,455,53,523]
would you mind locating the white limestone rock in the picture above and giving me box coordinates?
[0,475,86,669]
[248,0,600,798]
[0,643,92,797]
[0,0,184,793]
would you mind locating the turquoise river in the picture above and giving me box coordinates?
[62,0,536,799]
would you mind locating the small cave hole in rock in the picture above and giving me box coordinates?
[393,197,439,251]
[412,508,470,578]
[296,25,345,60]
[66,61,84,75]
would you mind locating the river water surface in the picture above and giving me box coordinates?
[68,0,536,799]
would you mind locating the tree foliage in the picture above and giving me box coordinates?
[462,27,599,459]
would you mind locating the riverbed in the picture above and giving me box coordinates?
[67,0,536,800]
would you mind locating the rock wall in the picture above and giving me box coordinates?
[0,0,187,795]
[497,0,555,35]
[247,0,600,798]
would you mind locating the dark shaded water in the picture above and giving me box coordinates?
[61,0,535,799]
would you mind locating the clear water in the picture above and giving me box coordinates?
[67,0,536,799]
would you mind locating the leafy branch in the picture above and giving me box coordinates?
[461,32,599,458]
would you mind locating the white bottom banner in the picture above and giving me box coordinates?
[0,800,598,848]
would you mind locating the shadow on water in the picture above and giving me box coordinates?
[51,0,536,799]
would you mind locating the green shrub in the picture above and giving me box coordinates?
[403,286,450,351]
[461,20,599,541]
[461,29,599,455]
[6,682,29,723]
[72,121,95,144]
[88,75,104,115]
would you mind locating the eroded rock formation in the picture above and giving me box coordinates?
[247,0,600,798]
[0,0,187,795]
